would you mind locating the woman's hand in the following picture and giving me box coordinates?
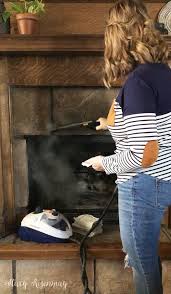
[82,155,105,172]
[96,117,108,131]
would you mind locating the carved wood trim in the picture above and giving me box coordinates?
[8,55,107,86]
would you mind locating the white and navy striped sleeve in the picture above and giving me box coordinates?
[102,76,158,175]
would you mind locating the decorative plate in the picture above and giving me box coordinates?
[158,1,171,34]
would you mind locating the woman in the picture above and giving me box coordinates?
[83,0,171,293]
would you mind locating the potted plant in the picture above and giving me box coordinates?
[3,0,45,34]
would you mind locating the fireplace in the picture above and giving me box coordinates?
[12,86,119,226]
[0,35,170,236]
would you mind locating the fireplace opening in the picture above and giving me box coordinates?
[26,133,118,224]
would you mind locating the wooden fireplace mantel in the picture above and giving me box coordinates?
[0,34,171,87]
[0,34,104,54]
[0,34,170,55]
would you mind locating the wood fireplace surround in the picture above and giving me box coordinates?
[0,34,171,259]
[0,34,120,233]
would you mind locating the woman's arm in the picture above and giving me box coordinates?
[101,75,159,174]
[102,113,159,174]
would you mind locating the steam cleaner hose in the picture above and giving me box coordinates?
[70,185,118,294]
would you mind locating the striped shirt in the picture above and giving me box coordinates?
[102,63,171,184]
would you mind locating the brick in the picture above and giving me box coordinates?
[16,259,94,294]
[96,259,134,294]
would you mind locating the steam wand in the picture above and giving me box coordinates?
[51,120,100,133]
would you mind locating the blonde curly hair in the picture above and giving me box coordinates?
[104,0,169,88]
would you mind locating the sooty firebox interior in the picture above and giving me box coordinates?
[26,133,118,223]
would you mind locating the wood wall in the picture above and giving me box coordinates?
[4,1,165,35]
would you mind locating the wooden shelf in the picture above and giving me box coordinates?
[0,34,170,55]
[0,34,104,55]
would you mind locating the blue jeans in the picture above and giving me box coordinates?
[118,173,171,294]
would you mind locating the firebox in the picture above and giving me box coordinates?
[11,85,120,230]
[26,132,118,223]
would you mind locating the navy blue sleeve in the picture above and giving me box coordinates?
[122,76,157,116]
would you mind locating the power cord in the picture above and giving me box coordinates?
[70,185,118,294]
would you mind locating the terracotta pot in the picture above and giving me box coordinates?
[16,13,39,35]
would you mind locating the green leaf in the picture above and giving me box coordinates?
[27,1,44,14]
[2,11,11,23]
[10,2,24,13]
[7,0,45,15]
[27,6,33,13]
